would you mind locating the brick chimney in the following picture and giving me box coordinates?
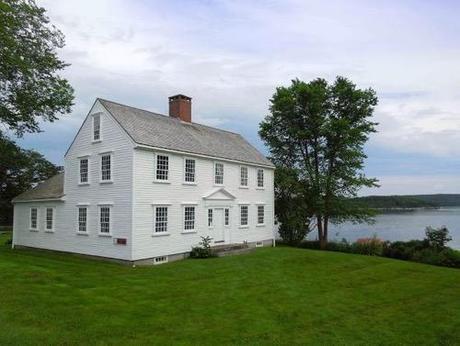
[169,94,192,122]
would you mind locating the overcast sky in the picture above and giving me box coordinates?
[17,0,460,195]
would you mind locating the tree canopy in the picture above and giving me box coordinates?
[260,77,378,247]
[0,0,74,136]
[0,133,59,225]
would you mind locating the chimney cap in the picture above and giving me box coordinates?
[169,94,192,102]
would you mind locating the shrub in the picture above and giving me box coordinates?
[298,241,320,250]
[351,236,384,256]
[382,240,429,260]
[326,239,352,253]
[190,236,216,259]
[4,238,12,246]
[424,226,452,249]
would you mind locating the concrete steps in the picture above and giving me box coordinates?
[211,243,255,257]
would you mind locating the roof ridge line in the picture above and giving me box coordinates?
[97,98,242,136]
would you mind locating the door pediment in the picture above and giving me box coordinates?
[203,187,236,201]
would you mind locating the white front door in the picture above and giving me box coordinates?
[213,208,225,243]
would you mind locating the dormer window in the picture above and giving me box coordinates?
[93,114,101,141]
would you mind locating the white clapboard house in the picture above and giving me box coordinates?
[12,95,275,264]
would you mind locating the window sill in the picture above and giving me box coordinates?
[239,186,249,189]
[92,139,102,144]
[78,182,90,186]
[98,233,112,237]
[153,180,171,184]
[213,184,224,187]
[45,230,55,233]
[256,187,265,190]
[29,229,39,232]
[76,231,89,236]
[99,180,113,185]
[256,224,266,227]
[239,225,249,229]
[152,232,170,237]
[181,230,197,234]
[182,182,197,186]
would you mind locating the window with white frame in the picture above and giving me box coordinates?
[208,208,213,227]
[154,206,168,234]
[257,205,265,225]
[101,154,112,181]
[224,208,230,226]
[78,207,87,233]
[257,169,264,188]
[30,208,38,230]
[93,114,101,141]
[240,205,249,226]
[184,158,195,183]
[215,162,224,185]
[240,166,248,187]
[184,206,195,231]
[99,206,111,234]
[79,158,89,184]
[156,155,169,181]
[46,207,54,231]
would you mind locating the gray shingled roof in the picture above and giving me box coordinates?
[99,99,274,167]
[13,173,64,202]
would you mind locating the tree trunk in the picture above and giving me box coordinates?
[322,216,329,249]
[317,215,323,244]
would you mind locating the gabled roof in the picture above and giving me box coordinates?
[203,187,236,200]
[12,173,64,203]
[99,99,274,168]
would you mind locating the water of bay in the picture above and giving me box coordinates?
[309,207,460,250]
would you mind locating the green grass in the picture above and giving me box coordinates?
[0,233,459,345]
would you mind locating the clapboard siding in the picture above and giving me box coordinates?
[13,100,134,260]
[132,147,274,260]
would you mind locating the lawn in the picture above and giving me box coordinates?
[0,233,459,345]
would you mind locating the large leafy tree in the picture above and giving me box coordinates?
[0,0,74,136]
[260,77,378,248]
[0,133,59,225]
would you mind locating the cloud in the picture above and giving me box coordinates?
[18,0,460,193]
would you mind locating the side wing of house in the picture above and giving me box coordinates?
[13,100,136,260]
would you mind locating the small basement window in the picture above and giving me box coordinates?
[154,256,168,265]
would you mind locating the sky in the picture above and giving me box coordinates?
[16,0,460,195]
